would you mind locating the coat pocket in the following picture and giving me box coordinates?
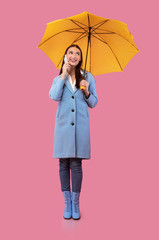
[77,102,89,119]
[57,102,69,119]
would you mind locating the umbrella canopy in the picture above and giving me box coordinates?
[38,11,139,76]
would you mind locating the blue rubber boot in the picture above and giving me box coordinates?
[72,192,80,220]
[62,191,72,219]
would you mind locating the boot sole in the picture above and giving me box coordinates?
[72,216,80,220]
[63,216,72,219]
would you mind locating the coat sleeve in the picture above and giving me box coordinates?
[49,75,65,101]
[83,73,98,108]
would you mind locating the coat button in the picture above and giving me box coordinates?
[72,109,74,112]
[71,122,74,125]
[72,96,74,99]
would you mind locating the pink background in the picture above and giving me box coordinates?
[1,0,159,239]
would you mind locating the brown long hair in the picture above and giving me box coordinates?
[59,44,84,89]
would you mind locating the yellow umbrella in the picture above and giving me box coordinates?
[38,11,139,76]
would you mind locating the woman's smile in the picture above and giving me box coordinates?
[66,47,81,66]
[69,59,77,63]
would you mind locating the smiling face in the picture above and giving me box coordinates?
[66,47,81,67]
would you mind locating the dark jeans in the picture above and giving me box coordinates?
[59,158,83,193]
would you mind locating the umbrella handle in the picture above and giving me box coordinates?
[80,86,86,91]
[80,70,87,91]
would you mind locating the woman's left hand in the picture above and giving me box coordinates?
[80,79,89,92]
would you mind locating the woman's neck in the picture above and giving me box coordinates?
[68,66,75,77]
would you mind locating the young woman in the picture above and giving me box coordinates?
[49,44,98,220]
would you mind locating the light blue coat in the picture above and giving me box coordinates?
[49,71,98,159]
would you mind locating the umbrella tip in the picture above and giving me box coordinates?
[83,11,89,14]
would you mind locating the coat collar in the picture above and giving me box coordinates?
[63,74,79,95]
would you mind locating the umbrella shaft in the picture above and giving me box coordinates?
[84,27,92,76]
[88,27,91,40]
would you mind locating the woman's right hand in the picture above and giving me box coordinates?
[61,62,71,79]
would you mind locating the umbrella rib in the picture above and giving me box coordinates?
[89,31,92,73]
[69,19,88,33]
[88,13,91,72]
[72,32,88,43]
[92,31,123,71]
[84,13,91,73]
[92,31,115,34]
[91,20,110,30]
[66,30,86,33]
[92,33,106,44]
[87,12,90,27]
[38,28,86,47]
[93,28,115,32]
[68,19,88,28]
[94,30,139,51]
